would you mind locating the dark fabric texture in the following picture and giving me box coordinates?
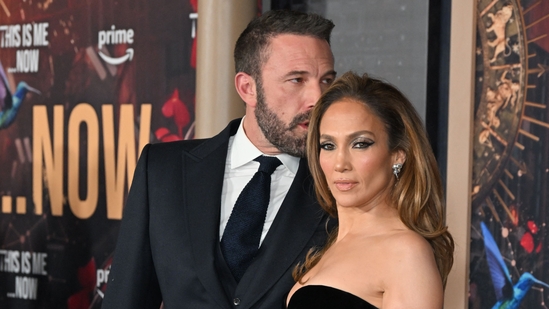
[221,156,282,282]
[287,285,378,309]
[101,119,333,309]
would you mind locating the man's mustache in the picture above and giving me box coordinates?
[288,111,312,129]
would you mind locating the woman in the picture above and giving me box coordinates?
[287,72,454,309]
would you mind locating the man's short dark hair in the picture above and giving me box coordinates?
[234,10,334,80]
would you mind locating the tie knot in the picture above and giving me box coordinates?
[254,156,282,175]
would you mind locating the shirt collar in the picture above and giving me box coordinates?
[229,117,300,174]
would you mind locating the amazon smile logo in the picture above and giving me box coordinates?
[97,25,134,65]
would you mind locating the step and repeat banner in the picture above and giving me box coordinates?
[469,0,549,308]
[0,0,197,307]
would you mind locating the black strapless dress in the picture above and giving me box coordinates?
[287,285,378,309]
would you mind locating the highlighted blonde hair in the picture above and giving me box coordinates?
[294,72,454,287]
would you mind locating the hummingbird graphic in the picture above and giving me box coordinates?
[481,221,549,309]
[0,60,41,130]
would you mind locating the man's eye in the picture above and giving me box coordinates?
[290,78,304,83]
[321,78,334,85]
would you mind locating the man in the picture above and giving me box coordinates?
[102,10,336,309]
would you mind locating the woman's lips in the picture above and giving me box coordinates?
[334,180,357,191]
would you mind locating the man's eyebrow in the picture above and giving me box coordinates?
[282,70,337,79]
[283,70,309,78]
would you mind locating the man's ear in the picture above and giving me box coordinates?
[235,72,257,107]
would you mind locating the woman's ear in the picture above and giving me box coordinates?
[393,150,407,166]
[235,72,257,107]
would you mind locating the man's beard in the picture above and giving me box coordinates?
[254,82,310,158]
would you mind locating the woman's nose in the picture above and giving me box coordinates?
[334,150,351,172]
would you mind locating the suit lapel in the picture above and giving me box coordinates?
[182,119,327,308]
[183,119,240,308]
[238,159,327,306]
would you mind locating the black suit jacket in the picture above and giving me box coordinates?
[101,119,331,309]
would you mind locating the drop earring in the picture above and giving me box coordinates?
[392,163,403,180]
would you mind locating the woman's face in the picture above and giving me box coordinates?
[318,99,401,210]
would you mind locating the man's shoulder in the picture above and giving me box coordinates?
[144,138,215,163]
[149,138,209,152]
[143,139,206,154]
[146,118,241,155]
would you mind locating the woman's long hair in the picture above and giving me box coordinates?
[294,71,454,287]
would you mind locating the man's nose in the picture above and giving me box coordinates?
[304,83,323,110]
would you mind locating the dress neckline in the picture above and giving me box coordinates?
[289,285,379,309]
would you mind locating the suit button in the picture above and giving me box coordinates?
[233,298,241,306]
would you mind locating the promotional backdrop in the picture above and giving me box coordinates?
[0,0,197,307]
[469,0,549,308]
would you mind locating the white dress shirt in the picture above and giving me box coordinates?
[219,118,300,246]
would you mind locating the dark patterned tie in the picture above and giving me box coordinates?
[220,155,282,282]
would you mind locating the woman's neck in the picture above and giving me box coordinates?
[335,203,403,240]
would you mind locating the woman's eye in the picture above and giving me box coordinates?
[320,142,335,150]
[353,141,374,149]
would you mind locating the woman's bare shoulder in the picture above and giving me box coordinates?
[385,229,432,251]
[377,229,438,271]
[379,230,443,309]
